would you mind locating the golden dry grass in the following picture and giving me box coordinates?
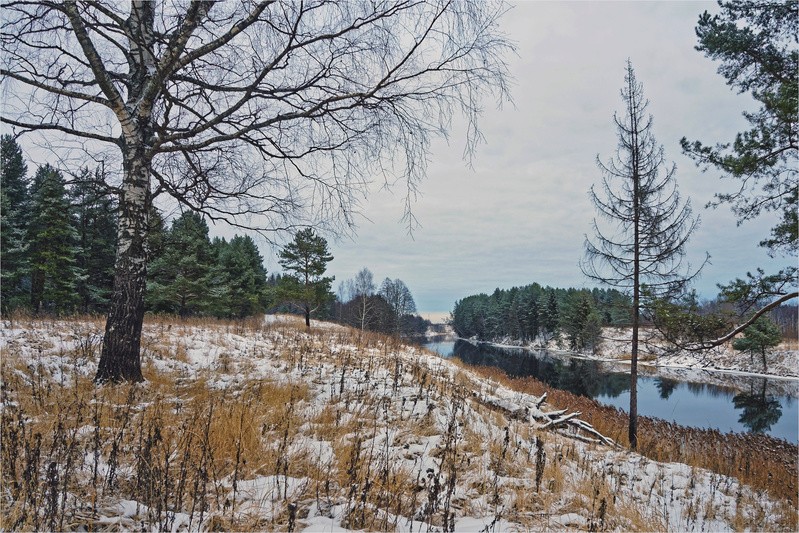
[2,314,796,532]
[470,365,798,508]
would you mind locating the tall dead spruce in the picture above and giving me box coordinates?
[1,0,512,382]
[581,61,706,449]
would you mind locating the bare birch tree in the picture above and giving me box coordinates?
[353,267,376,332]
[581,61,707,449]
[1,0,512,382]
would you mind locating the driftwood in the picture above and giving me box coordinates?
[471,392,618,448]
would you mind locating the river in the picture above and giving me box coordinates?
[424,339,799,444]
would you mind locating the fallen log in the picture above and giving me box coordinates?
[471,392,619,448]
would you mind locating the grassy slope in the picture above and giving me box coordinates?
[1,315,796,531]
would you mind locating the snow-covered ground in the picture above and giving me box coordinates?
[1,315,796,531]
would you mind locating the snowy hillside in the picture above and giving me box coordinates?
[1,315,796,531]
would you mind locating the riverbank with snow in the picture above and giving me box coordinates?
[461,326,799,380]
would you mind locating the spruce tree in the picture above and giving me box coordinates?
[70,166,117,313]
[582,61,706,449]
[209,235,267,318]
[539,290,559,342]
[562,292,602,353]
[27,165,82,314]
[147,212,214,316]
[0,135,30,314]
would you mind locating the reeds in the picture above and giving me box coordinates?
[471,365,798,507]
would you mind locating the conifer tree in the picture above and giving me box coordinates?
[210,235,268,318]
[679,1,798,343]
[71,166,117,313]
[582,61,706,449]
[147,212,214,316]
[539,290,560,342]
[562,292,602,353]
[0,135,30,314]
[278,228,334,327]
[27,164,82,313]
[732,316,782,373]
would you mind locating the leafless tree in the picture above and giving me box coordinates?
[581,61,707,450]
[379,277,416,336]
[1,0,512,382]
[352,267,375,332]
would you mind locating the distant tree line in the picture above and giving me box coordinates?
[451,284,631,352]
[333,269,431,337]
[2,140,430,334]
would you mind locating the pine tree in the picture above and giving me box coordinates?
[683,1,797,256]
[278,228,334,327]
[732,317,782,373]
[582,61,706,449]
[70,166,117,313]
[679,1,798,343]
[1,135,30,314]
[27,164,82,314]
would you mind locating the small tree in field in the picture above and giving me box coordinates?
[732,316,782,373]
[581,61,706,450]
[278,228,334,328]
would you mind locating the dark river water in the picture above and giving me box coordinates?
[424,339,799,444]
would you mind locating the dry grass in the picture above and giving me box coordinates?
[2,314,796,532]
[470,365,798,508]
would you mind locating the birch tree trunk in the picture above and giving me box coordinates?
[95,144,150,382]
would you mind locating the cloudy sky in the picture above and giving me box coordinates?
[7,1,788,321]
[279,0,788,320]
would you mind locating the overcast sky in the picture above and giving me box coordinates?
[285,0,789,320]
[8,1,790,321]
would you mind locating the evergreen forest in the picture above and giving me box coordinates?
[1,137,272,319]
[451,284,631,352]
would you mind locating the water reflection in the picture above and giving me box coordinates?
[428,339,798,443]
[452,339,632,398]
[654,377,678,400]
[733,379,783,433]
